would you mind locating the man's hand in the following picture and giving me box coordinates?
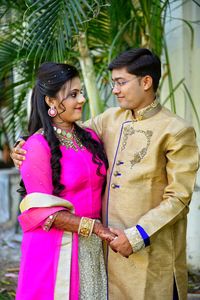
[10,140,26,168]
[109,228,133,258]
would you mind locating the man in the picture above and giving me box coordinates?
[12,48,199,300]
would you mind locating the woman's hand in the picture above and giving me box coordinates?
[48,211,116,242]
[10,140,26,168]
[93,222,116,242]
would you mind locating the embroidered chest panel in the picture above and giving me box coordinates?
[120,124,153,168]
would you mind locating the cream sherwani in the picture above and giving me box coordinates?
[85,103,199,300]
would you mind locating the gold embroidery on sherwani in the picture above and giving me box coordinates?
[120,100,161,167]
[121,125,153,168]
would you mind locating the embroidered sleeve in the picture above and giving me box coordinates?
[124,225,150,253]
[124,226,145,253]
[133,127,199,240]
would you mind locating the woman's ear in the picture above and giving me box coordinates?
[142,75,153,91]
[45,96,56,107]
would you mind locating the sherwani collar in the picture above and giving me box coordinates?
[128,99,162,121]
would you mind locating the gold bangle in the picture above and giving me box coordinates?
[78,217,95,237]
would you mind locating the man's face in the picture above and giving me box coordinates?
[111,67,152,111]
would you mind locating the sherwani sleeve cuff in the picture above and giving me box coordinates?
[136,224,150,247]
[124,225,148,253]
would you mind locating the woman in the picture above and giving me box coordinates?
[16,62,115,300]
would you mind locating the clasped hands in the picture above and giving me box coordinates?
[95,223,133,258]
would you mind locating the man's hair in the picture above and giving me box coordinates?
[108,48,161,92]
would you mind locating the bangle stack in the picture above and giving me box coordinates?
[78,217,95,237]
[43,212,58,232]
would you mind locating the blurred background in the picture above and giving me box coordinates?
[0,0,199,299]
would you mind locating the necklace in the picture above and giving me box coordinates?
[53,125,84,151]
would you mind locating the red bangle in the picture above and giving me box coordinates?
[42,212,58,232]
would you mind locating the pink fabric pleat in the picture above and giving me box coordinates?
[18,207,66,232]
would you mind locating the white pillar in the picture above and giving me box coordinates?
[163,0,200,271]
[187,165,200,272]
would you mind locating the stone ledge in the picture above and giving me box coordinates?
[188,294,200,299]
[0,168,20,230]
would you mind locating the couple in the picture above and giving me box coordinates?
[12,48,199,300]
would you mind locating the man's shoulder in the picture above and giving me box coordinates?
[160,106,194,132]
[101,106,122,115]
[100,106,128,121]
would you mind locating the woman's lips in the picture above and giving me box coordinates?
[74,107,82,111]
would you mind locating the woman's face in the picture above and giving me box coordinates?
[50,76,85,128]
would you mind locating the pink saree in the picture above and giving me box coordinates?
[16,130,107,300]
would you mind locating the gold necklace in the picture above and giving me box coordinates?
[53,125,84,151]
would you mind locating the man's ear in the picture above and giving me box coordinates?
[142,75,153,91]
[45,96,56,107]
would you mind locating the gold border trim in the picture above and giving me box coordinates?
[20,192,74,212]
[54,232,72,299]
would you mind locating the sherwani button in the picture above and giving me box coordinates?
[114,171,120,176]
[111,183,116,189]
[116,160,122,166]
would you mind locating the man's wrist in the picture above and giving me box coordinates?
[124,225,147,253]
[13,136,27,147]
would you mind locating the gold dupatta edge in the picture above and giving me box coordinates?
[20,192,74,213]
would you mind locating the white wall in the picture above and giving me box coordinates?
[162,0,200,272]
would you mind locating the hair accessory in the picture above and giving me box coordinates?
[78,217,95,237]
[48,106,57,117]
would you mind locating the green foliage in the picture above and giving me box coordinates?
[0,0,199,148]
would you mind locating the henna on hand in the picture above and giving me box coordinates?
[52,210,80,232]
[49,211,116,243]
[93,222,116,242]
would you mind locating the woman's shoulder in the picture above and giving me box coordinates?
[23,130,50,152]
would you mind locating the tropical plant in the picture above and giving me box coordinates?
[0,0,199,150]
[0,0,108,147]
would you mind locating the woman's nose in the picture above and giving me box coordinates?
[77,94,86,103]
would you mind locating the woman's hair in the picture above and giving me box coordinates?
[19,62,108,197]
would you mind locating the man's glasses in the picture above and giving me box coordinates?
[110,76,139,89]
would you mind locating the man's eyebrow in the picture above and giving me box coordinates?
[112,77,125,81]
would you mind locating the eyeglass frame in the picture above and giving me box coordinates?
[110,76,140,89]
